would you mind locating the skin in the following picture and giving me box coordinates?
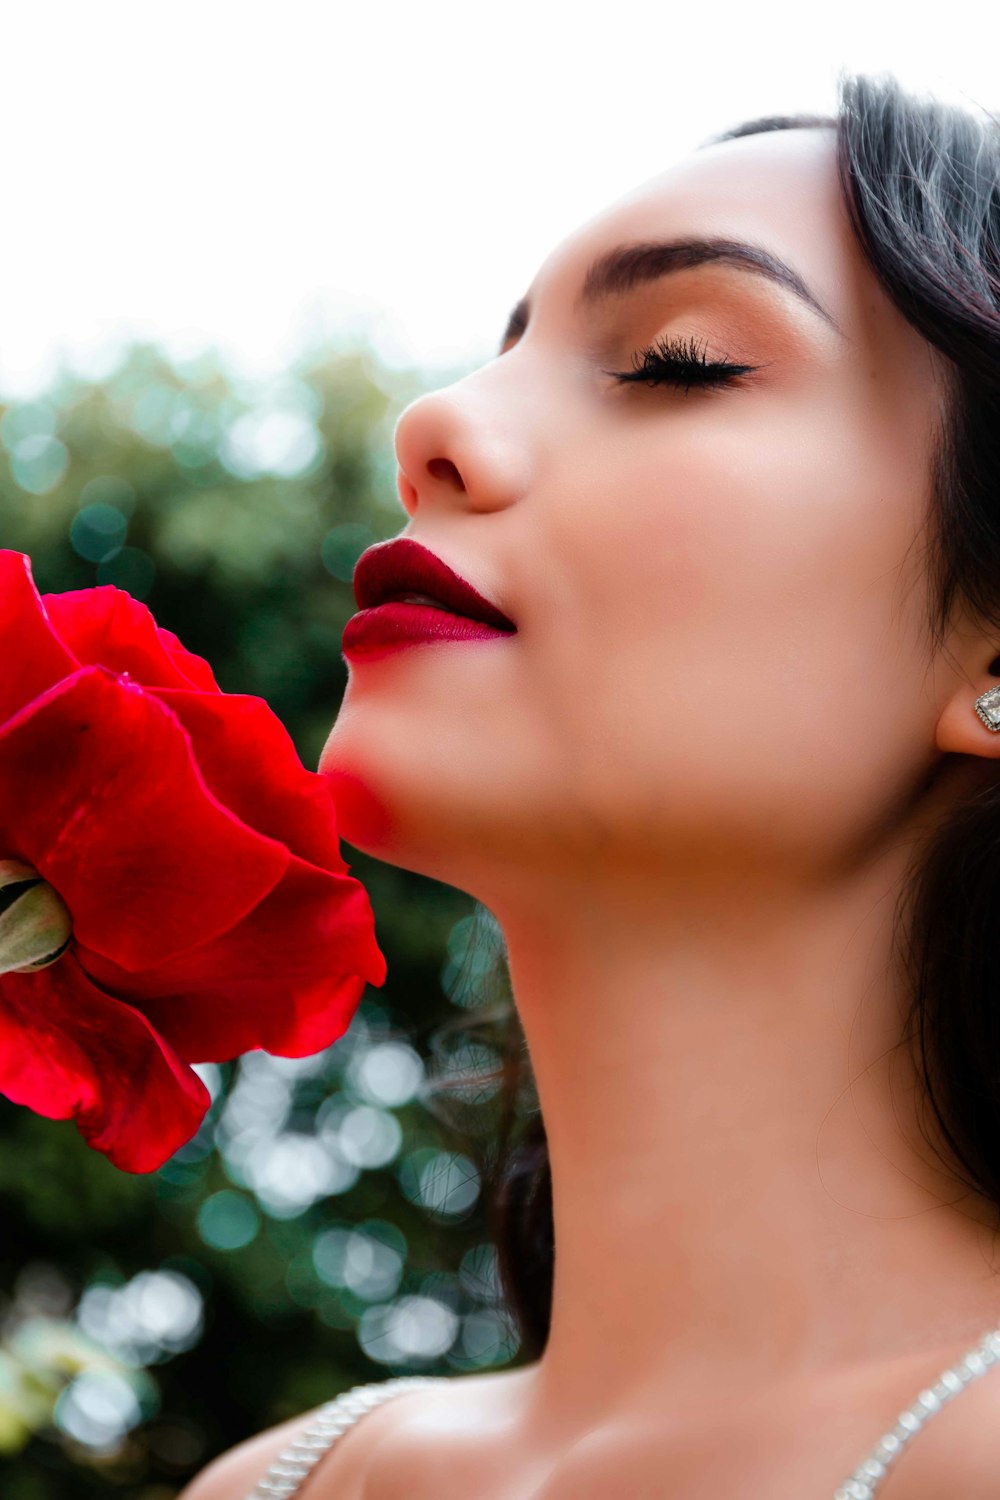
[185,125,1000,1499]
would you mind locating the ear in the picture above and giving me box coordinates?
[936,651,1000,756]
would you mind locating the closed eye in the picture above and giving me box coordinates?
[602,333,762,395]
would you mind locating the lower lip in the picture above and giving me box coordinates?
[342,602,516,660]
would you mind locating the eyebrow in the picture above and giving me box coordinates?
[497,234,845,352]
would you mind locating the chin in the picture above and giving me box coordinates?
[317,757,396,853]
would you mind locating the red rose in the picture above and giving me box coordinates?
[0,550,386,1172]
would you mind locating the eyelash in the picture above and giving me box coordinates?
[603,333,758,394]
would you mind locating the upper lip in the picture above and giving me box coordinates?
[352,538,516,631]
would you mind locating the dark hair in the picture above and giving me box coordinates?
[427,70,1000,1364]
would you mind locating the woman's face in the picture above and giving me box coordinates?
[321,126,954,907]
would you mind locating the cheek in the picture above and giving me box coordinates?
[530,392,937,864]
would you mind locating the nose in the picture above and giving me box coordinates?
[391,377,528,519]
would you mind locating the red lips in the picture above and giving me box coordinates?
[352,538,516,631]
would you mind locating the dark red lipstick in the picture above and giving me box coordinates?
[343,538,517,660]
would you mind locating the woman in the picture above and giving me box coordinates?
[185,70,1000,1499]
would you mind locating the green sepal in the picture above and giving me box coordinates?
[0,863,73,975]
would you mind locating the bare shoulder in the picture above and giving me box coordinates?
[175,1384,436,1500]
[176,1367,532,1500]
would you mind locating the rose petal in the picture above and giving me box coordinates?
[0,953,209,1172]
[0,666,289,969]
[42,585,210,690]
[157,627,220,691]
[150,688,350,871]
[0,551,79,723]
[78,856,386,1061]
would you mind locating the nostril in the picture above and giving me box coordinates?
[427,457,463,486]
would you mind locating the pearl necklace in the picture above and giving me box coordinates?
[246,1326,1000,1500]
[833,1322,1000,1498]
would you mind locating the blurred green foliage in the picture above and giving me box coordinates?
[0,336,523,1498]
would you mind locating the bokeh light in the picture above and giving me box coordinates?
[312,1221,406,1302]
[349,1040,425,1108]
[76,1270,203,1365]
[54,1369,143,1451]
[357,1294,461,1366]
[320,521,376,582]
[399,1148,481,1219]
[196,1190,261,1252]
[219,395,324,480]
[69,502,127,562]
[441,911,505,1007]
[11,434,69,494]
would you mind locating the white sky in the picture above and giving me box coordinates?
[0,0,997,399]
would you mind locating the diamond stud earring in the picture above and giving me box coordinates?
[974,686,1000,731]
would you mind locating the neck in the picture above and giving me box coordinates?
[488,836,1000,1425]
